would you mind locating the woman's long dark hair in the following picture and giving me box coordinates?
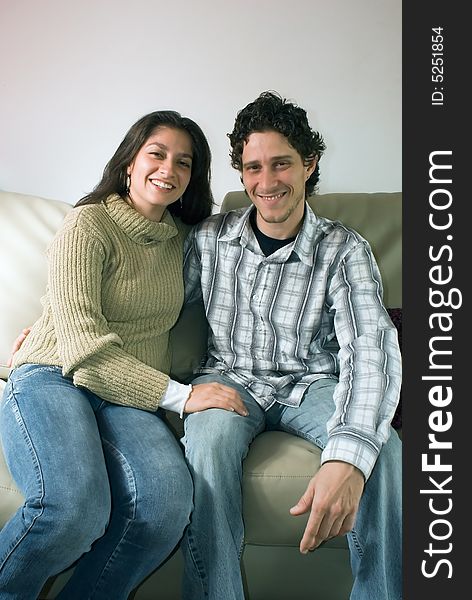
[76,111,213,224]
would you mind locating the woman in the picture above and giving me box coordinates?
[0,110,244,600]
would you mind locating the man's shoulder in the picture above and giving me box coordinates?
[194,207,249,237]
[314,212,367,246]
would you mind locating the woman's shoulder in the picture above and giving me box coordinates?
[49,202,113,256]
[60,201,110,233]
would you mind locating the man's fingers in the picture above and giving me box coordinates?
[299,506,357,553]
[290,489,312,515]
[299,507,324,553]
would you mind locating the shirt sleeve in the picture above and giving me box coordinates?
[48,223,171,412]
[183,225,204,304]
[320,240,402,480]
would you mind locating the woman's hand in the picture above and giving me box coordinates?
[184,382,248,416]
[6,327,31,367]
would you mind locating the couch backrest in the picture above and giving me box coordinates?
[0,189,401,380]
[0,191,72,366]
[221,191,402,309]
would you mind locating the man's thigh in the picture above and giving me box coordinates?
[182,374,266,460]
[273,377,338,450]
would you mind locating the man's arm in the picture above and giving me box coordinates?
[323,240,402,479]
[183,224,204,305]
[291,239,401,552]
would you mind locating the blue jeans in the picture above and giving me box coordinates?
[0,364,193,600]
[181,374,402,600]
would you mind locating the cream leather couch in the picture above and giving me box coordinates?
[0,189,402,599]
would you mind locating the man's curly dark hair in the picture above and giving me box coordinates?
[228,91,326,197]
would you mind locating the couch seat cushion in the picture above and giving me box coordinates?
[242,430,347,549]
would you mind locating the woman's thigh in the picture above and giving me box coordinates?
[1,364,108,503]
[94,404,193,516]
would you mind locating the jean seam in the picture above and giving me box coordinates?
[279,421,326,451]
[85,437,136,598]
[348,528,364,559]
[0,389,45,571]
[185,527,209,597]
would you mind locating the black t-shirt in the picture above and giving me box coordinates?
[249,210,295,257]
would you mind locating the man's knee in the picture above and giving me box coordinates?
[184,409,251,466]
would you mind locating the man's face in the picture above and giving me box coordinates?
[241,130,316,239]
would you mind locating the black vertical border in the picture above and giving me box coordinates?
[403,3,467,598]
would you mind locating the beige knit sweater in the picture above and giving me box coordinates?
[13,194,189,411]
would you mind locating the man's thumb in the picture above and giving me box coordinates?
[290,492,311,516]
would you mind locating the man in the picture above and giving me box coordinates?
[181,91,402,600]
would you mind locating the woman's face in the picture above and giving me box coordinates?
[127,126,193,221]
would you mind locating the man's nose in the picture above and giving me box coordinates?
[258,168,277,191]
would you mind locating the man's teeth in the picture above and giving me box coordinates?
[151,180,173,190]
[260,193,284,200]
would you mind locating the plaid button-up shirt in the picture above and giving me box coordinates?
[183,204,401,478]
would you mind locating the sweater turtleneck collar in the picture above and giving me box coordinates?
[103,194,178,245]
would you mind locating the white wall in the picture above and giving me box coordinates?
[0,0,401,207]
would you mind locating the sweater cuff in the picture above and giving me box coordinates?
[160,379,192,418]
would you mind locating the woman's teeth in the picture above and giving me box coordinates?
[151,179,173,190]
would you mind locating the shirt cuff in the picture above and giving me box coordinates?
[321,432,381,481]
[160,379,192,418]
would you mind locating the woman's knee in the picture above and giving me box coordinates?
[135,461,193,545]
[45,468,111,542]
[24,491,110,561]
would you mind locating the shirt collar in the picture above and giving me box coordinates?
[219,205,254,245]
[219,203,323,266]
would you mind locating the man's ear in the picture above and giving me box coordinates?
[305,158,317,180]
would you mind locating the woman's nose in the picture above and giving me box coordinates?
[159,160,174,177]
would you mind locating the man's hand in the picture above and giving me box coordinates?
[184,382,249,416]
[290,461,365,554]
[6,327,31,367]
